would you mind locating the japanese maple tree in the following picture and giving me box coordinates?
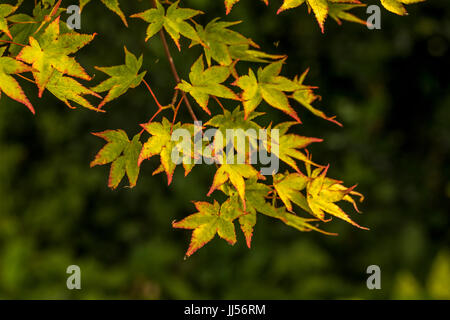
[0,0,426,257]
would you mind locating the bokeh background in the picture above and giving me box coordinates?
[0,0,449,299]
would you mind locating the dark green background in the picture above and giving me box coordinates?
[0,0,448,299]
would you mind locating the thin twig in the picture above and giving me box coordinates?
[142,78,164,109]
[151,0,198,122]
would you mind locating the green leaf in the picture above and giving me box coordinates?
[380,0,425,16]
[270,121,323,172]
[46,70,102,111]
[131,0,202,49]
[139,118,194,185]
[0,2,19,39]
[277,0,306,14]
[307,0,329,32]
[292,68,342,126]
[235,60,301,120]
[16,17,95,97]
[172,199,243,257]
[207,163,259,208]
[0,54,34,114]
[176,55,239,115]
[80,0,128,26]
[91,46,146,109]
[224,0,240,14]
[273,172,310,212]
[191,19,260,66]
[306,165,368,229]
[91,130,143,189]
[328,3,367,25]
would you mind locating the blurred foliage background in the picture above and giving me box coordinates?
[0,0,449,299]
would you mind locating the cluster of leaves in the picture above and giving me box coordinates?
[225,0,426,32]
[0,0,426,257]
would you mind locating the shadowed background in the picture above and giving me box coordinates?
[0,0,449,299]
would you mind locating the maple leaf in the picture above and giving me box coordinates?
[80,0,128,26]
[307,0,329,32]
[139,118,194,185]
[172,199,243,257]
[380,0,425,16]
[273,172,310,212]
[207,162,259,209]
[16,17,95,97]
[277,0,306,14]
[0,49,34,114]
[90,129,143,189]
[268,121,323,172]
[176,55,239,115]
[306,165,368,229]
[291,68,342,126]
[223,178,336,247]
[234,60,301,121]
[191,19,258,66]
[46,70,102,111]
[91,47,146,109]
[131,0,202,50]
[0,1,21,39]
[224,0,240,15]
[328,3,367,26]
[205,106,262,153]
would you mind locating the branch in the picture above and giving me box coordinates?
[151,0,198,122]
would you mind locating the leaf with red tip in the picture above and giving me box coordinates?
[139,118,195,185]
[91,47,146,109]
[292,69,342,126]
[235,60,301,121]
[207,163,259,208]
[306,166,368,229]
[0,53,34,114]
[307,0,329,33]
[277,0,306,14]
[173,199,243,257]
[381,0,425,16]
[177,55,239,115]
[267,121,323,172]
[0,2,19,39]
[131,1,202,49]
[224,0,240,14]
[16,17,95,97]
[91,130,142,189]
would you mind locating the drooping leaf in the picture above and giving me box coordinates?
[0,53,34,114]
[46,70,102,111]
[176,55,239,115]
[380,0,425,16]
[328,3,367,26]
[306,165,368,229]
[90,130,143,189]
[16,17,95,97]
[173,199,243,257]
[291,68,342,126]
[91,46,146,109]
[79,0,128,26]
[131,0,202,49]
